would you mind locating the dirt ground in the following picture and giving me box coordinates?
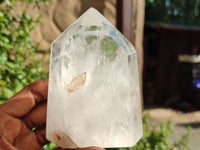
[145,108,200,150]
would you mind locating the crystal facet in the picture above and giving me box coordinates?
[46,7,143,148]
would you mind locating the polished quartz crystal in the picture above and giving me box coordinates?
[46,7,143,148]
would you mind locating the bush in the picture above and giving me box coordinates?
[0,0,48,101]
[131,113,191,150]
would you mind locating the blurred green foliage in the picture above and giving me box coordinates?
[0,0,48,100]
[43,143,58,150]
[146,0,200,25]
[133,113,191,150]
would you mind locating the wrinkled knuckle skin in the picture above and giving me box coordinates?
[22,116,34,129]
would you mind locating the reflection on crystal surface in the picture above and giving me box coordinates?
[46,7,143,148]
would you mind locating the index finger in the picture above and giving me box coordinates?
[0,79,48,117]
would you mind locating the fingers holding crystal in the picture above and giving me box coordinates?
[22,101,47,129]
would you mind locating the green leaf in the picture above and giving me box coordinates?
[0,80,6,86]
[0,52,8,64]
[0,12,5,20]
[5,0,11,6]
[3,87,14,98]
[5,62,15,68]
[48,143,58,149]
[0,100,5,105]
[14,82,24,93]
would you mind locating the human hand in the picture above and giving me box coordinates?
[0,79,104,150]
[0,79,49,150]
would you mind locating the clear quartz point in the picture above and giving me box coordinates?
[46,7,143,148]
